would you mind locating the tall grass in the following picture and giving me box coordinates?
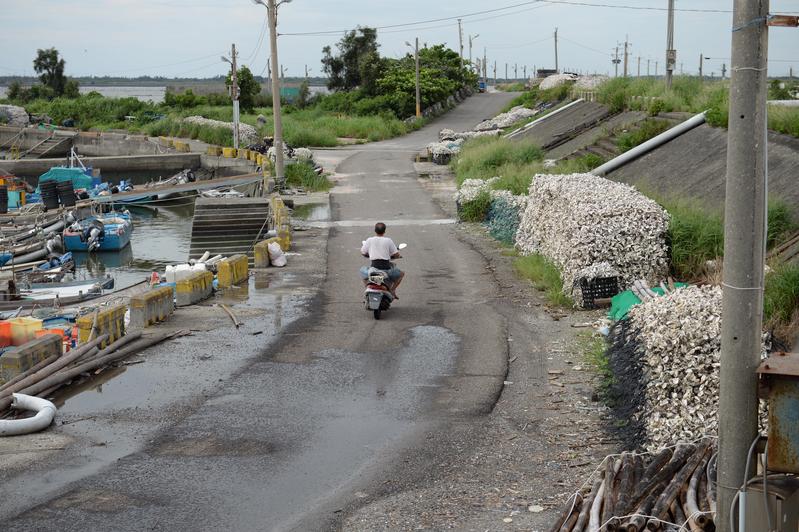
[616,119,671,152]
[285,161,331,191]
[145,117,234,146]
[764,262,799,341]
[513,254,573,307]
[501,83,573,112]
[459,190,492,222]
[451,137,544,189]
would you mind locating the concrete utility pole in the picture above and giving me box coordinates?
[458,19,464,67]
[280,64,285,81]
[483,47,487,86]
[554,27,559,72]
[505,63,508,82]
[637,56,641,77]
[614,46,620,77]
[514,63,518,81]
[623,35,630,77]
[655,61,659,76]
[699,53,703,79]
[665,0,676,89]
[468,34,479,73]
[717,1,770,530]
[221,44,240,150]
[722,63,727,79]
[493,60,497,85]
[647,58,651,76]
[254,0,288,189]
[266,58,272,94]
[405,39,421,117]
[523,65,527,80]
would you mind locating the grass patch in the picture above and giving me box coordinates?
[580,332,612,396]
[497,82,526,92]
[452,136,544,189]
[765,262,799,344]
[616,119,671,152]
[513,254,573,307]
[284,161,331,192]
[501,84,573,112]
[459,190,492,222]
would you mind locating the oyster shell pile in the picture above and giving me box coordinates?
[473,105,538,131]
[515,173,670,304]
[456,177,499,204]
[183,116,258,144]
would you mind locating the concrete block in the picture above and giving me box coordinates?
[270,196,292,251]
[77,304,127,348]
[222,147,237,158]
[0,334,62,384]
[217,254,249,288]
[237,149,250,160]
[129,286,175,328]
[253,239,273,268]
[176,270,214,307]
[207,145,222,156]
[173,140,190,153]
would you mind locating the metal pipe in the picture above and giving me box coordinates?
[591,111,707,176]
[504,99,585,139]
[0,393,57,436]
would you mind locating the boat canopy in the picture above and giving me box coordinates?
[38,167,94,192]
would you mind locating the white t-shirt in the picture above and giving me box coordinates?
[361,236,398,261]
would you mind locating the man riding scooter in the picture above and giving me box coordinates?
[360,222,405,299]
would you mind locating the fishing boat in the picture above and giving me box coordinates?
[20,276,114,300]
[63,211,133,252]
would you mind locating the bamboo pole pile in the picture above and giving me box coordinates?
[549,440,717,532]
[0,330,181,419]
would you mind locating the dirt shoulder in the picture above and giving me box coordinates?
[340,164,618,531]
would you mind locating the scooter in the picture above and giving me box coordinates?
[363,243,406,320]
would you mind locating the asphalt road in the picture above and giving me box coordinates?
[2,91,519,531]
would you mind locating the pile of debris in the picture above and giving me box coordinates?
[474,105,538,131]
[515,173,670,304]
[455,177,498,206]
[438,128,502,141]
[606,285,754,450]
[574,75,609,90]
[183,116,258,144]
[0,105,29,127]
[551,440,717,532]
[486,190,527,245]
[539,73,578,91]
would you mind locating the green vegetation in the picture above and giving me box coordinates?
[7,48,80,102]
[459,190,492,222]
[224,66,260,111]
[660,198,725,281]
[513,254,573,307]
[580,332,613,397]
[451,136,603,196]
[497,82,526,92]
[501,83,573,113]
[615,119,671,152]
[765,262,799,339]
[284,161,331,192]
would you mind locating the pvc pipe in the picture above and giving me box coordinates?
[198,251,211,263]
[591,111,707,176]
[504,98,585,139]
[0,393,57,436]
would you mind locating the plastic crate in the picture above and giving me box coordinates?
[578,276,620,309]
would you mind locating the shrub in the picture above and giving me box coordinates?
[768,199,799,249]
[616,119,671,152]
[660,198,724,281]
[451,137,544,186]
[459,190,492,222]
[764,262,799,342]
[284,161,331,191]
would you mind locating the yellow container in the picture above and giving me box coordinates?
[217,254,249,288]
[238,149,250,160]
[222,147,237,158]
[77,304,127,347]
[8,317,43,346]
[207,145,222,156]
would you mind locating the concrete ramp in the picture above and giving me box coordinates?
[548,110,648,159]
[510,101,612,151]
[606,125,799,214]
[189,197,271,265]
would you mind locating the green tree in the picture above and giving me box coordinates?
[225,65,261,111]
[63,78,80,98]
[297,80,311,108]
[6,81,22,100]
[321,27,380,91]
[33,48,67,95]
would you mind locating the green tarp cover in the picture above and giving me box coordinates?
[609,283,688,321]
[38,167,93,191]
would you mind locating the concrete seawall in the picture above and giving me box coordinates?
[0,153,202,175]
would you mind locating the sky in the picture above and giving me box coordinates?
[1,0,797,80]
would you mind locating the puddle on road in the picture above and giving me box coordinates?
[292,203,330,221]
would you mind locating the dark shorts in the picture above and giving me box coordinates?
[360,265,402,281]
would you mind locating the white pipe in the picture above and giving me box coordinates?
[198,251,211,263]
[591,111,707,176]
[504,98,585,139]
[0,393,57,436]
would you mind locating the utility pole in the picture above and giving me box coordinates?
[514,63,518,81]
[227,43,240,150]
[266,58,272,94]
[722,63,727,79]
[655,61,659,76]
[469,34,479,73]
[665,0,676,89]
[523,65,527,80]
[554,27,559,72]
[414,38,421,117]
[637,56,641,77]
[280,64,285,81]
[699,53,703,80]
[266,0,285,188]
[483,47,487,86]
[493,61,497,86]
[680,62,684,75]
[717,0,770,530]
[647,58,651,76]
[614,46,620,77]
[458,19,464,67]
[623,35,630,77]
[505,63,508,82]
[304,64,309,79]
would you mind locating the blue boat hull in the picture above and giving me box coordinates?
[63,223,132,251]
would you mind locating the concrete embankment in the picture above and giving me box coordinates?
[0,153,201,175]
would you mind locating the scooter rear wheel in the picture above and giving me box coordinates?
[373,309,381,320]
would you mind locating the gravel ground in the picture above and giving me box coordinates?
[335,166,620,531]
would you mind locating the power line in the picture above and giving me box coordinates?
[97,51,227,76]
[378,4,550,35]
[245,16,269,64]
[539,0,732,13]
[558,35,612,57]
[491,35,552,50]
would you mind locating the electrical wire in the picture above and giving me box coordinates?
[559,35,613,57]
[97,51,227,76]
[245,16,269,65]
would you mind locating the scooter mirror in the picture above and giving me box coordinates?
[398,243,407,250]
